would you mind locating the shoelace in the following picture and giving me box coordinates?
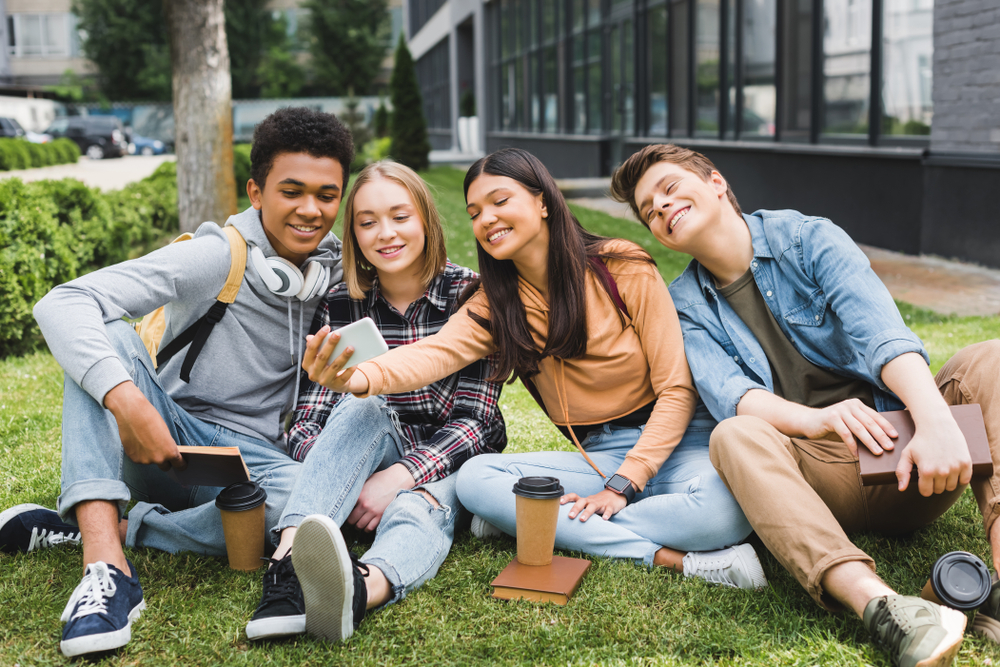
[868,598,909,654]
[684,552,734,586]
[350,552,370,579]
[258,556,303,611]
[28,527,81,552]
[60,561,116,622]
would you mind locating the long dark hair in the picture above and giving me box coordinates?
[461,148,654,383]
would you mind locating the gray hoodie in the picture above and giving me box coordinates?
[33,206,343,446]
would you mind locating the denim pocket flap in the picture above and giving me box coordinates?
[783,290,827,327]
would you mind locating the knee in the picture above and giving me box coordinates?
[106,320,150,364]
[946,340,1000,377]
[709,415,773,470]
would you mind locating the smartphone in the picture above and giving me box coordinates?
[325,317,389,369]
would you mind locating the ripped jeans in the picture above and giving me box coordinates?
[277,395,459,606]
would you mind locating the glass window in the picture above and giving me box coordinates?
[573,0,586,32]
[669,0,690,136]
[881,0,932,136]
[823,0,872,135]
[21,15,43,56]
[742,0,776,136]
[531,52,542,130]
[780,0,813,139]
[695,0,721,136]
[589,0,603,26]
[648,5,668,135]
[572,34,587,133]
[587,28,602,133]
[544,46,558,132]
[724,0,737,138]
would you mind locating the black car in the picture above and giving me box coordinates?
[45,116,128,159]
[0,116,26,138]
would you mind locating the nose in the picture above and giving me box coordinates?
[478,207,498,226]
[377,222,396,240]
[651,192,671,218]
[297,195,320,218]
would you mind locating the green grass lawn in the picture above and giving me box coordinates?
[3,167,1000,665]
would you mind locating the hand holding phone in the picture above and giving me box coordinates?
[326,317,389,369]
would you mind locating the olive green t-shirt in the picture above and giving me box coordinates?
[717,268,874,409]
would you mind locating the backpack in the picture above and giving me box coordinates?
[134,224,248,383]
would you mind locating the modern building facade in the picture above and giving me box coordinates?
[406,0,1000,268]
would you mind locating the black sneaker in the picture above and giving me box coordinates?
[246,554,306,640]
[863,595,965,667]
[60,560,145,658]
[0,504,82,554]
[291,515,368,643]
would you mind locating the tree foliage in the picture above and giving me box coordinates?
[257,14,306,98]
[389,36,430,172]
[304,0,390,96]
[224,0,271,99]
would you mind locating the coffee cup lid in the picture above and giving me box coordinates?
[216,481,267,512]
[512,476,564,499]
[930,551,992,610]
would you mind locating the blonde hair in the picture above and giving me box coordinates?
[341,161,447,299]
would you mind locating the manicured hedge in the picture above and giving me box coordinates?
[0,138,80,171]
[0,161,178,357]
[233,143,251,198]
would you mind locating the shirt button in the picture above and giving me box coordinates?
[733,355,739,362]
[766,290,772,297]
[752,262,758,269]
[814,315,820,321]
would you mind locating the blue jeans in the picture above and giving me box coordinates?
[278,395,460,607]
[455,418,753,566]
[58,320,301,556]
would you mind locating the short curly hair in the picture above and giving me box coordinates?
[249,107,355,191]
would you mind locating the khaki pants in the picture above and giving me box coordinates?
[709,340,1000,610]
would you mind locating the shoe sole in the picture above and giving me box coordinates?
[733,544,768,590]
[292,516,355,643]
[972,610,1000,642]
[59,599,146,657]
[914,606,966,667]
[470,515,503,540]
[246,613,306,640]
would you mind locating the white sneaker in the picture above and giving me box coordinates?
[682,543,768,590]
[469,515,504,540]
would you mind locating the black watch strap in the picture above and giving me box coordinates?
[605,474,636,504]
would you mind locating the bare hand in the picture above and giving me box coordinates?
[798,398,898,457]
[347,463,415,532]
[104,381,185,471]
[896,412,972,495]
[561,488,627,522]
[302,326,364,393]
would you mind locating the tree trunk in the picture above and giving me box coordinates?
[165,0,237,233]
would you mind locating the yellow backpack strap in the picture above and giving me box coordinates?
[217,225,247,303]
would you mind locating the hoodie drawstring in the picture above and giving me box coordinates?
[286,298,304,415]
[556,358,606,478]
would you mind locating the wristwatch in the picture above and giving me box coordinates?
[604,474,636,504]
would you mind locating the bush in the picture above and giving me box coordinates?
[52,138,81,164]
[0,165,179,356]
[389,36,430,171]
[233,143,251,197]
[0,139,31,170]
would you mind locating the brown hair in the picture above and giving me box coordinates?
[610,144,742,225]
[341,161,447,299]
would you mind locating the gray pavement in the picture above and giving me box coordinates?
[561,181,1000,318]
[0,154,175,191]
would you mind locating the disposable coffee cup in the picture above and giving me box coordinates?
[919,551,992,611]
[512,476,564,566]
[215,481,267,571]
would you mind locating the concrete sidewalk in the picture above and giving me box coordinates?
[563,186,1000,318]
[0,154,175,191]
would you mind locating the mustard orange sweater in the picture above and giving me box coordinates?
[354,240,697,489]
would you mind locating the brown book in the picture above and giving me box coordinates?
[166,446,250,488]
[858,404,992,486]
[490,555,591,605]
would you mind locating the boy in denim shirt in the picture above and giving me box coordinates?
[612,144,1000,667]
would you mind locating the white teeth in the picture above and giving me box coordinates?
[669,208,688,231]
[379,246,403,254]
[291,225,317,232]
[488,228,512,242]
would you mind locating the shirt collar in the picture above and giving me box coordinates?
[364,267,451,314]
[695,213,774,298]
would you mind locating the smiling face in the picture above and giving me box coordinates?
[247,151,344,266]
[465,173,549,264]
[633,160,730,253]
[351,178,427,280]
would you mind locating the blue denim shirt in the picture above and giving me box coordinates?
[668,209,928,423]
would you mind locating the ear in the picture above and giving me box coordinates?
[247,179,263,210]
[710,170,728,199]
[536,192,548,218]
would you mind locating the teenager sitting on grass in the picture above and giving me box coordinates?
[0,108,353,658]
[611,143,1000,667]
[304,148,764,589]
[247,161,506,644]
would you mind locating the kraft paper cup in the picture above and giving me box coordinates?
[920,551,991,611]
[215,481,267,571]
[513,476,564,566]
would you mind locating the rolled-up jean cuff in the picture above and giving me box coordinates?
[58,479,131,525]
[123,502,159,548]
[273,514,309,537]
[642,546,660,569]
[807,548,876,612]
[361,557,406,608]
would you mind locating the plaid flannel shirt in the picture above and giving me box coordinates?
[287,262,507,485]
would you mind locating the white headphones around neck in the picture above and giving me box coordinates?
[249,245,330,301]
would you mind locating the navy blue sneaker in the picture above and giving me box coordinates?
[0,504,81,554]
[60,560,146,658]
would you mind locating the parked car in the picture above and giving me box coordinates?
[0,117,25,139]
[45,116,128,159]
[128,133,166,156]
